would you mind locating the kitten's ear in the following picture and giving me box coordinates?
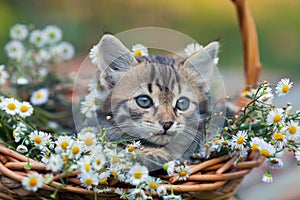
[97,34,137,88]
[183,41,219,82]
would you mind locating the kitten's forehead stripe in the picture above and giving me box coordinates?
[147,83,153,93]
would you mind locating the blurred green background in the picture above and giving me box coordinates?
[0,0,299,76]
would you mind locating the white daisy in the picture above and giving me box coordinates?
[77,155,94,173]
[80,92,98,118]
[41,150,52,164]
[30,88,50,105]
[17,101,33,118]
[44,174,54,184]
[55,135,73,153]
[10,24,28,40]
[16,145,28,154]
[88,76,99,93]
[1,98,20,116]
[129,164,149,185]
[145,177,162,193]
[46,154,64,172]
[268,158,284,169]
[68,141,85,159]
[5,40,25,59]
[38,49,51,62]
[126,141,141,153]
[266,108,285,125]
[16,76,29,85]
[44,25,62,44]
[272,132,287,149]
[108,166,126,181]
[231,130,248,149]
[163,194,182,200]
[91,145,106,170]
[163,160,179,176]
[131,43,148,57]
[175,165,192,181]
[127,188,147,200]
[285,120,300,141]
[275,78,293,96]
[12,122,27,143]
[89,44,100,65]
[257,86,274,105]
[157,185,167,197]
[29,30,47,47]
[262,173,273,184]
[184,43,203,57]
[22,172,44,192]
[0,65,9,85]
[79,172,98,190]
[29,130,47,149]
[51,42,75,62]
[98,171,110,185]
[47,121,59,130]
[78,131,97,150]
[258,141,275,158]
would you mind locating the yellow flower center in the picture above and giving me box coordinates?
[282,85,290,93]
[112,156,120,163]
[72,146,80,155]
[243,90,250,95]
[34,136,42,144]
[85,178,93,186]
[289,126,297,134]
[84,163,91,171]
[222,141,229,146]
[13,130,17,138]
[63,155,69,162]
[135,192,143,198]
[29,177,38,187]
[84,138,93,147]
[134,50,142,57]
[95,159,101,165]
[7,102,16,110]
[45,152,50,158]
[128,145,135,152]
[273,114,281,123]
[20,105,29,112]
[35,92,43,99]
[61,141,69,150]
[260,149,270,157]
[134,171,143,179]
[111,171,118,178]
[99,177,107,185]
[274,133,285,141]
[179,170,187,177]
[214,140,219,145]
[251,144,259,152]
[149,182,157,189]
[237,137,245,144]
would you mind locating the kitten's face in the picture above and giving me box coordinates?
[110,62,208,146]
[95,34,218,151]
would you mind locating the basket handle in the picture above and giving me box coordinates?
[231,0,262,108]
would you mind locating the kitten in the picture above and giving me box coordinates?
[95,34,219,170]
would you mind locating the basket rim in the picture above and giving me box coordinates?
[0,144,265,196]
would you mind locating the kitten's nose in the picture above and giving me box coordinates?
[160,121,174,131]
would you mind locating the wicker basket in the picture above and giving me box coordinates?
[0,0,263,199]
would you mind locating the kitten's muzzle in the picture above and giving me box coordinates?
[160,121,174,131]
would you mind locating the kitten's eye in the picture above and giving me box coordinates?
[175,97,190,111]
[135,95,153,109]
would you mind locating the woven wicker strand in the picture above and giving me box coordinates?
[0,0,263,199]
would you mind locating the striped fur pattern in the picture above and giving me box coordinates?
[95,34,219,168]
